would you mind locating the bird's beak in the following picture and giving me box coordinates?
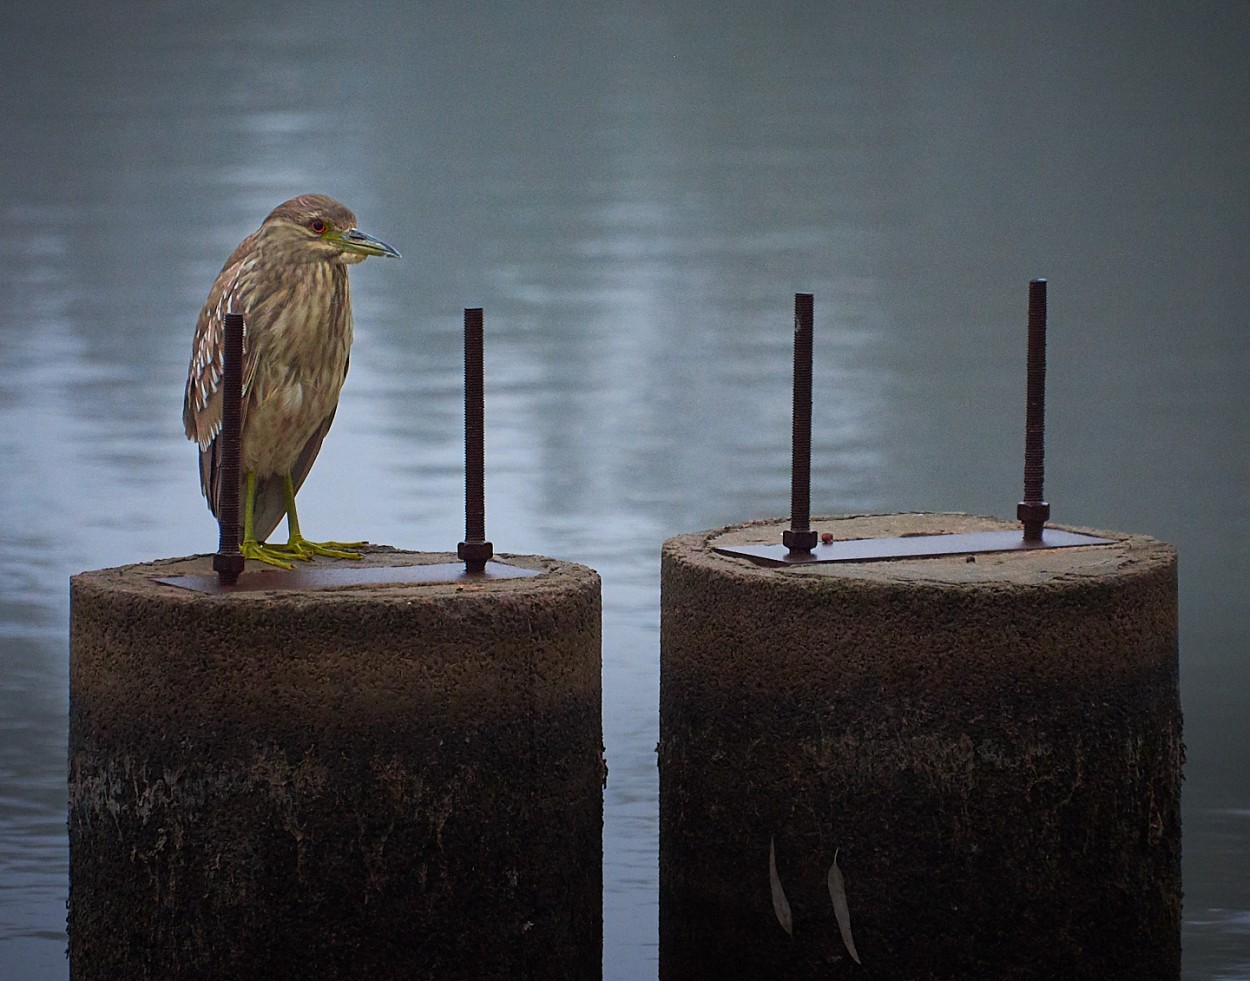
[334,228,401,258]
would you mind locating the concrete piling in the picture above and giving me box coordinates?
[69,547,603,981]
[659,512,1181,980]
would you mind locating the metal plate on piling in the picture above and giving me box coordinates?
[715,528,1114,566]
[155,559,541,594]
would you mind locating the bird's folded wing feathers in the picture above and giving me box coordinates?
[184,254,261,503]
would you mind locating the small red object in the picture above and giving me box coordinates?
[820,532,834,545]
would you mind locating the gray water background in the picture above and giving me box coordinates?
[2,3,1247,978]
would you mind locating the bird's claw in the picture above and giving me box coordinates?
[238,536,363,569]
[240,539,296,570]
[270,535,365,562]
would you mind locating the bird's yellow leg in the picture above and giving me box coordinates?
[269,473,363,561]
[239,471,296,570]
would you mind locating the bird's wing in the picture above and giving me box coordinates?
[248,343,349,540]
[248,391,342,543]
[183,244,261,510]
[286,350,350,505]
[248,473,290,544]
[291,405,339,498]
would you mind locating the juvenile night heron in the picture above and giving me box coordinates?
[183,194,400,569]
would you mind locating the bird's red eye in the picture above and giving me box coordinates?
[310,219,327,234]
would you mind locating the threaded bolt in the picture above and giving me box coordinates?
[458,307,493,573]
[1017,278,1051,542]
[213,311,246,586]
[783,292,818,554]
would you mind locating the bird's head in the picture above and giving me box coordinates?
[258,194,401,265]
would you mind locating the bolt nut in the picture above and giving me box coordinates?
[458,540,494,569]
[213,551,246,585]
[782,528,818,553]
[1017,501,1051,525]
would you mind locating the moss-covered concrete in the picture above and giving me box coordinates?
[69,547,603,981]
[659,513,1181,980]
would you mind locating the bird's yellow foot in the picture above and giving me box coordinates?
[269,534,365,562]
[241,538,297,570]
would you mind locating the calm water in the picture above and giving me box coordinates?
[2,3,1248,977]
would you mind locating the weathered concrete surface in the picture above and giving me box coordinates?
[660,513,1181,981]
[69,547,603,981]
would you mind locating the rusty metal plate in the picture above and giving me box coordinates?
[715,528,1114,566]
[155,560,541,595]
